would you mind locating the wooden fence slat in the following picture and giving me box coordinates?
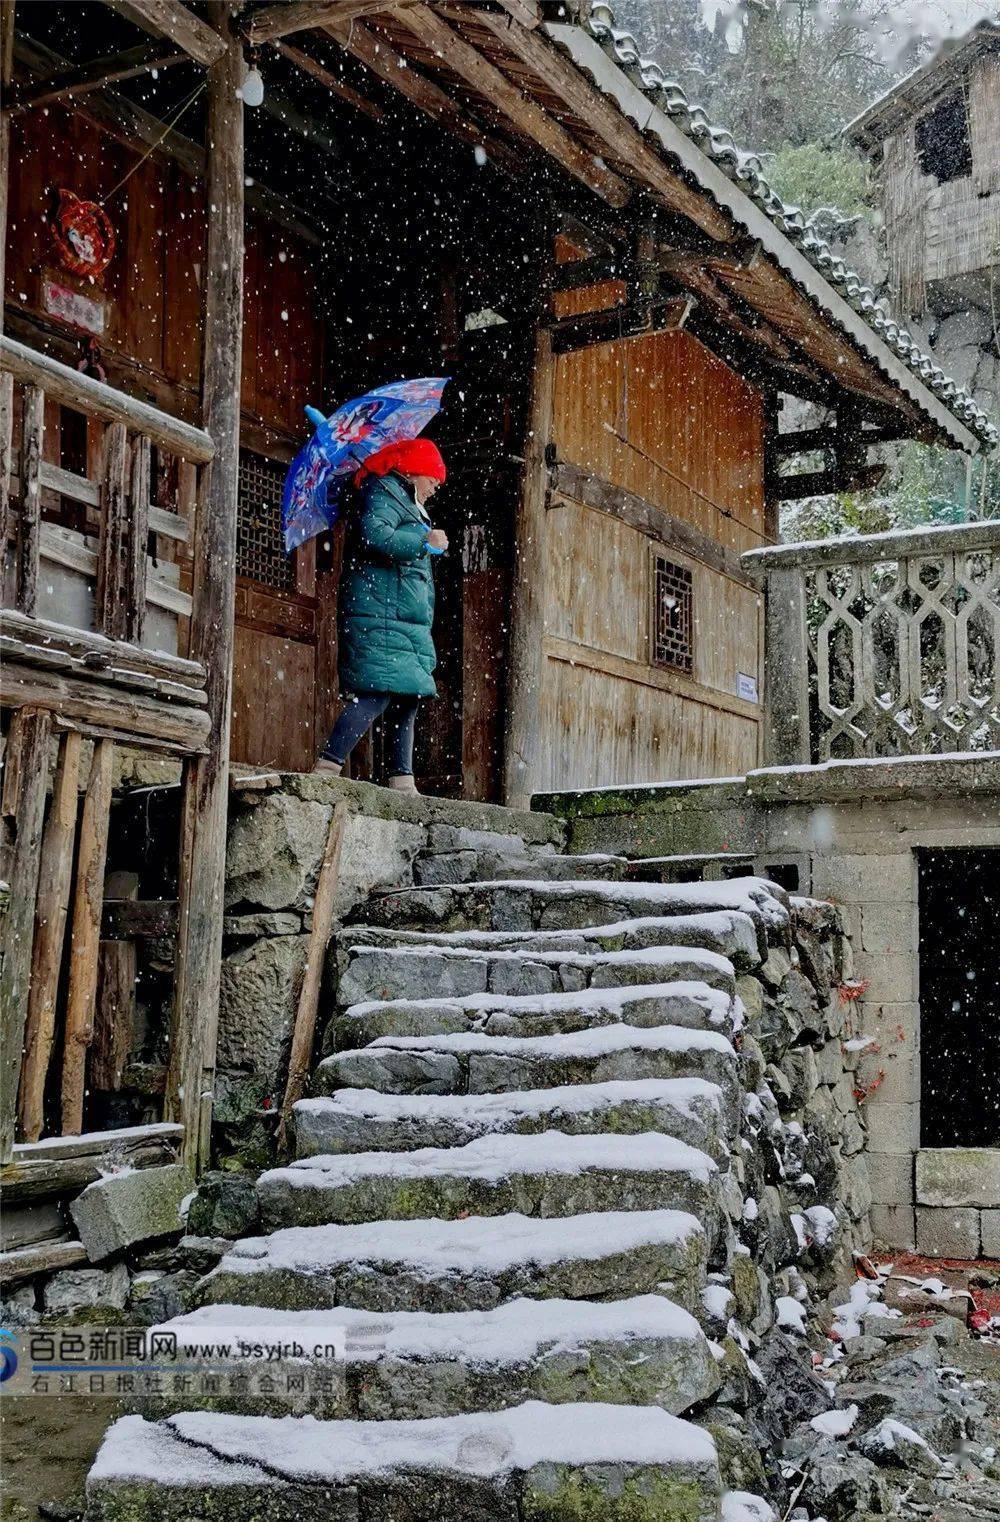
[60,738,115,1136]
[126,434,151,644]
[92,870,138,1094]
[96,421,129,640]
[19,729,83,1143]
[17,383,43,615]
[0,708,53,1163]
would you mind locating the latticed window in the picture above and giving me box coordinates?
[237,449,294,591]
[652,554,694,673]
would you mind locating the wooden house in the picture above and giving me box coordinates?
[0,0,994,1182]
[844,20,1000,317]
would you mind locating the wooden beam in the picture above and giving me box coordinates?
[60,739,115,1135]
[550,460,757,587]
[0,661,212,751]
[10,41,189,111]
[19,731,84,1144]
[503,324,554,809]
[0,0,15,342]
[550,253,629,291]
[104,0,227,68]
[461,6,732,240]
[766,462,887,502]
[323,16,518,172]
[772,422,905,457]
[0,708,52,1163]
[168,3,246,1177]
[399,5,630,206]
[245,0,402,45]
[549,293,693,354]
[272,38,385,122]
[1,1121,183,1202]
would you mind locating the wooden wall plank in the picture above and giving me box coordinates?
[19,729,83,1143]
[60,738,114,1135]
[0,707,53,1162]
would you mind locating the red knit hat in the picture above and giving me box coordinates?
[354,437,447,487]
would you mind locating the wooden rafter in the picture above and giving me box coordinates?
[244,0,404,45]
[454,5,732,240]
[397,4,631,206]
[104,0,227,68]
[273,38,385,121]
[322,16,519,172]
[10,40,189,112]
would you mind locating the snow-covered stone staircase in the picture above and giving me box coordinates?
[86,862,793,1522]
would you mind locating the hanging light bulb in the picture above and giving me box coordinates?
[241,53,264,108]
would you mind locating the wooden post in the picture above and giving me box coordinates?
[96,421,129,639]
[277,800,350,1148]
[0,707,52,1163]
[167,2,245,1174]
[60,738,114,1135]
[503,325,554,809]
[17,383,43,615]
[92,870,138,1096]
[0,1,14,342]
[762,565,811,766]
[126,434,151,643]
[19,729,83,1142]
[0,370,13,573]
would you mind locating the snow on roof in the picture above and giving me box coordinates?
[561,2,997,450]
[843,19,1000,147]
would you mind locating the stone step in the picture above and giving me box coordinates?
[87,1401,721,1522]
[197,1207,710,1315]
[293,1076,730,1162]
[329,978,739,1049]
[313,1022,739,1104]
[415,849,631,887]
[256,1130,720,1233]
[153,1292,721,1419]
[341,905,763,969]
[335,940,737,1006]
[359,875,787,953]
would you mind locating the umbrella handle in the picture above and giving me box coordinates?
[305,404,327,429]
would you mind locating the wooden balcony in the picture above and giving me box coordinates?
[745,519,1000,765]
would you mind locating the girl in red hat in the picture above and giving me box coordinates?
[317,437,448,792]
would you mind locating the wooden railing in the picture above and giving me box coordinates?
[744,519,1000,765]
[0,337,215,1165]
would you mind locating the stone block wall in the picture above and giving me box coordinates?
[538,754,1000,1258]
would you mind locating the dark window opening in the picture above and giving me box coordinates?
[918,848,1000,1147]
[766,862,801,893]
[915,90,972,184]
[652,555,694,674]
[237,449,295,592]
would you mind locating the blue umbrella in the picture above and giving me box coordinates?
[281,377,449,552]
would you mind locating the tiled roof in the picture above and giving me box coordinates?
[576,1,997,450]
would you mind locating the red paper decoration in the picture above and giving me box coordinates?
[50,189,116,280]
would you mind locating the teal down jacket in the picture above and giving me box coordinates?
[338,471,438,698]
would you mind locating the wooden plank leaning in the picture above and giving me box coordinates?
[0,708,53,1163]
[278,799,351,1148]
[60,738,115,1135]
[19,729,83,1142]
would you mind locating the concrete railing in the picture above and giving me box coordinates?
[743,519,1000,764]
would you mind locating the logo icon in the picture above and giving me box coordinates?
[0,1328,18,1383]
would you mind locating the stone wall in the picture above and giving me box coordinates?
[537,752,1000,1258]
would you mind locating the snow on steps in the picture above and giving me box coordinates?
[86,1401,721,1522]
[293,1075,730,1162]
[147,1294,721,1420]
[330,978,741,1050]
[314,1021,740,1102]
[342,905,763,968]
[336,939,739,1006]
[360,875,788,954]
[255,1129,720,1232]
[197,1208,709,1315]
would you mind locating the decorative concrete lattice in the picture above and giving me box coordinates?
[807,545,1000,760]
[653,554,694,674]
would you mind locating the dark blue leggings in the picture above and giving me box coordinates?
[322,693,419,775]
